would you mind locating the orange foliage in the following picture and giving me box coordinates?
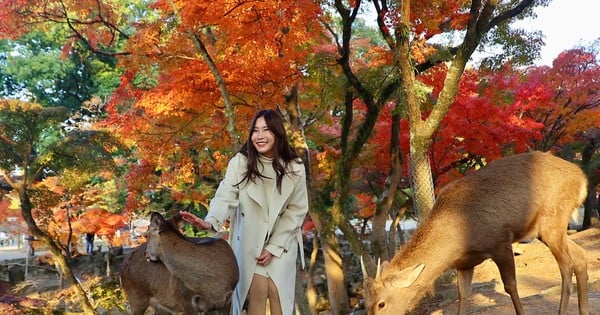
[364,63,546,189]
[79,208,128,246]
[412,49,599,188]
[0,0,128,53]
[313,147,341,185]
[6,0,593,229]
[102,0,325,207]
[411,0,470,39]
[355,192,376,218]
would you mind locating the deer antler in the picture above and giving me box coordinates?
[360,255,369,280]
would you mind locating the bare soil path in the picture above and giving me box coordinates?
[413,225,600,314]
[2,226,600,314]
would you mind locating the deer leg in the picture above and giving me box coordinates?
[128,304,148,315]
[126,292,150,315]
[568,239,590,315]
[567,240,589,315]
[541,232,589,315]
[456,267,474,315]
[150,303,175,315]
[492,245,525,315]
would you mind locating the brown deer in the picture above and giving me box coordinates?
[121,241,198,314]
[145,212,239,314]
[362,151,589,315]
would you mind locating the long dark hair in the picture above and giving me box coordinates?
[238,109,299,193]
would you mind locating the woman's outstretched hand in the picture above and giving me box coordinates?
[180,211,212,230]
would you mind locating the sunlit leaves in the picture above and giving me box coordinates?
[0,99,127,255]
[0,0,137,54]
[411,0,470,39]
[512,49,600,150]
[102,0,326,208]
[0,100,69,172]
[2,1,594,238]
[0,29,122,110]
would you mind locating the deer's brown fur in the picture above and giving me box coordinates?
[363,151,589,315]
[121,241,198,314]
[145,212,239,314]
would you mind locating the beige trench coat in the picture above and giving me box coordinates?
[204,153,309,315]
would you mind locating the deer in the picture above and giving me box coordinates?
[121,241,198,314]
[145,212,239,314]
[120,214,238,314]
[362,151,589,315]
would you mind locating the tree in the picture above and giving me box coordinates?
[580,128,600,228]
[102,1,329,311]
[498,48,600,227]
[422,66,544,185]
[105,0,324,167]
[304,1,543,311]
[0,0,135,56]
[513,49,600,152]
[0,30,121,111]
[1,1,575,313]
[382,0,542,217]
[0,99,121,314]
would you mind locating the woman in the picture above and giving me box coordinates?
[181,109,309,315]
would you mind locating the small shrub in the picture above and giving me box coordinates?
[85,275,128,312]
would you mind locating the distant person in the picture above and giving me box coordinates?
[85,233,95,255]
[26,235,35,256]
[0,231,6,246]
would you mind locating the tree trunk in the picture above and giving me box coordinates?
[581,138,599,229]
[165,0,240,150]
[321,235,349,313]
[371,110,403,261]
[295,262,310,315]
[394,6,437,218]
[65,192,74,259]
[306,232,320,315]
[308,209,349,314]
[283,87,349,313]
[396,0,531,219]
[19,188,96,315]
[408,140,436,218]
[583,185,599,229]
[189,30,240,150]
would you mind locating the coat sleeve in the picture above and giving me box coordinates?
[205,154,242,231]
[265,164,309,257]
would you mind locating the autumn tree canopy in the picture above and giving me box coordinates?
[0,0,598,313]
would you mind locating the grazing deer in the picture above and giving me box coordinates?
[362,151,589,315]
[145,212,239,314]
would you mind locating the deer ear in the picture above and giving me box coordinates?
[149,212,166,231]
[170,213,186,229]
[389,263,425,289]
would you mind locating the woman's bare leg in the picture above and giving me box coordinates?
[267,277,283,315]
[248,273,284,315]
[248,274,268,315]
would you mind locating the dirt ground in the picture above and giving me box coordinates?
[2,225,600,314]
[411,224,600,314]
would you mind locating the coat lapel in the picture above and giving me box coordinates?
[269,174,295,216]
[246,180,265,211]
[245,162,302,222]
